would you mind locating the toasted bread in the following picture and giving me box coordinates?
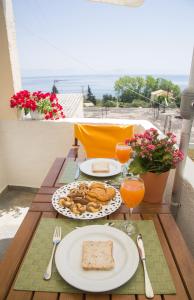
[82,240,114,270]
[91,161,110,173]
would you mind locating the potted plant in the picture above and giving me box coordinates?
[126,128,184,203]
[10,90,65,120]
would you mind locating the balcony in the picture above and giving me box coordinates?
[1,1,194,298]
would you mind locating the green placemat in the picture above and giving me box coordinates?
[58,160,78,184]
[58,160,121,185]
[14,219,176,295]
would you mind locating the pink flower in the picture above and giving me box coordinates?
[147,144,156,151]
[149,128,157,132]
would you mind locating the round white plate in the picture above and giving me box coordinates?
[52,181,122,220]
[55,225,139,292]
[80,158,121,177]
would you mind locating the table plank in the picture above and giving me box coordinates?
[142,214,189,300]
[33,292,58,300]
[112,296,135,300]
[137,296,162,300]
[41,158,65,187]
[159,214,194,300]
[85,295,110,300]
[30,202,55,212]
[134,202,170,214]
[38,187,57,195]
[0,211,41,300]
[6,290,33,300]
[119,204,170,214]
[59,293,83,300]
[33,194,52,203]
[67,147,79,160]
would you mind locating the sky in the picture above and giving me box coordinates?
[12,0,194,76]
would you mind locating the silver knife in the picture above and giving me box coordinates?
[137,234,154,299]
[74,162,80,180]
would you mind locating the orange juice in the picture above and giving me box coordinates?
[120,178,145,208]
[115,143,132,163]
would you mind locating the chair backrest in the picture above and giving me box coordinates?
[74,123,134,158]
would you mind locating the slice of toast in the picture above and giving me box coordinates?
[82,240,114,270]
[91,161,110,173]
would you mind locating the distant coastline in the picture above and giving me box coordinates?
[22,74,189,98]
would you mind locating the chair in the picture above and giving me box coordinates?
[74,123,134,158]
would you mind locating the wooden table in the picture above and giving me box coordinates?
[1,149,194,300]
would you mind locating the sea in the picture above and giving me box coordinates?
[22,74,189,99]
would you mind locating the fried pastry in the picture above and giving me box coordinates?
[86,194,99,203]
[106,187,116,201]
[88,188,106,200]
[86,202,102,212]
[89,182,106,190]
[87,188,110,202]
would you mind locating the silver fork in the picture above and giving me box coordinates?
[43,226,61,280]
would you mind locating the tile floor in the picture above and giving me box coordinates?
[0,188,37,260]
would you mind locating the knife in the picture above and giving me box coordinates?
[137,234,154,299]
[74,162,80,180]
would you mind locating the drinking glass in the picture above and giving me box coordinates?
[115,142,132,177]
[120,176,145,234]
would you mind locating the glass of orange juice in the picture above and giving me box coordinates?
[120,177,145,234]
[115,142,132,177]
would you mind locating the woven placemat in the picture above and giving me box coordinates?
[58,160,121,185]
[58,160,78,184]
[14,218,176,295]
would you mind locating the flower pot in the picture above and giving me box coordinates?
[30,111,44,120]
[17,108,23,120]
[140,171,169,203]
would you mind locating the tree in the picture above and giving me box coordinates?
[144,75,159,98]
[52,84,59,94]
[102,94,117,107]
[114,75,181,106]
[131,99,150,108]
[114,76,146,103]
[86,85,96,105]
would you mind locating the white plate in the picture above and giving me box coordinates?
[52,181,122,220]
[55,225,139,292]
[80,158,121,177]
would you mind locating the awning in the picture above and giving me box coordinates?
[88,0,144,8]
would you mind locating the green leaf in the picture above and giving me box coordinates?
[128,157,146,175]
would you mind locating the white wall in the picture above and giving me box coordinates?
[0,0,21,120]
[0,144,8,192]
[176,158,194,256]
[0,120,74,189]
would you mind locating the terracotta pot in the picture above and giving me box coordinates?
[140,171,169,203]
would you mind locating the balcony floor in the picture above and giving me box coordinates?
[0,188,36,260]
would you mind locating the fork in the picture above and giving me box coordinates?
[43,226,61,280]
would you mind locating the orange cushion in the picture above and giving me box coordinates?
[74,123,134,158]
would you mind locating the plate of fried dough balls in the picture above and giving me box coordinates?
[52,181,122,220]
